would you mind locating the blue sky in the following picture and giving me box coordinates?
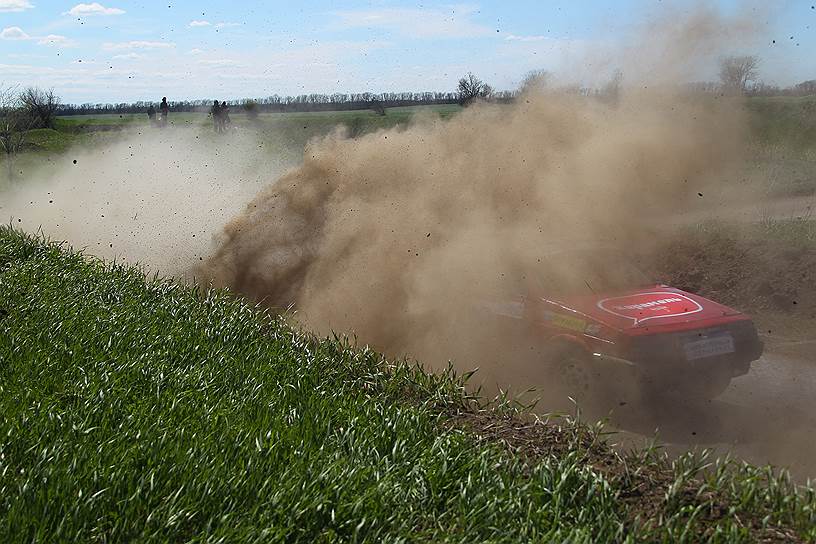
[1,1,813,103]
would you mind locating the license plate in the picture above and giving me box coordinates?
[684,333,735,361]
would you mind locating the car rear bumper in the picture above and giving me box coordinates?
[591,334,763,394]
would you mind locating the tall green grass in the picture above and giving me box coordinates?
[0,227,814,542]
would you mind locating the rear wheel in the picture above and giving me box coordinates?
[549,342,601,398]
[545,342,645,408]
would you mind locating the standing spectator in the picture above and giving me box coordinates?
[147,104,156,125]
[220,101,231,131]
[159,97,169,126]
[210,100,222,132]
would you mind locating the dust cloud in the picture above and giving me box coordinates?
[200,7,754,396]
[0,5,759,400]
[2,129,292,276]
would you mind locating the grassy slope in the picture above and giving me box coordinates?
[1,227,815,543]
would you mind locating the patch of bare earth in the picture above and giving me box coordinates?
[650,228,816,347]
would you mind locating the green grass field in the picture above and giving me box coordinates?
[1,226,815,542]
[743,96,816,198]
[0,105,461,178]
[9,95,816,153]
[5,96,812,197]
[747,95,816,151]
[0,105,459,189]
[51,104,461,134]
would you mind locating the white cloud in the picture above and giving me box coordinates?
[37,34,76,47]
[505,34,549,42]
[1,26,31,40]
[65,3,125,16]
[1,26,76,47]
[6,53,47,59]
[103,40,175,50]
[0,62,89,79]
[189,21,238,29]
[0,0,34,12]
[198,58,246,67]
[334,6,490,38]
[112,52,144,59]
[3,40,399,103]
[189,48,204,54]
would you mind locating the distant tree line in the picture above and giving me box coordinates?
[19,58,816,121]
[52,57,816,117]
[56,89,521,116]
[742,79,816,97]
[58,92,459,116]
[687,79,816,97]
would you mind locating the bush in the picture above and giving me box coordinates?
[243,99,260,120]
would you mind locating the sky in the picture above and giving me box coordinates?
[0,0,814,104]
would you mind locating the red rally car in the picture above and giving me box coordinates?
[500,250,764,399]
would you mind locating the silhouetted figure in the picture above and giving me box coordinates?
[221,101,231,131]
[147,104,156,124]
[210,100,222,132]
[159,97,169,126]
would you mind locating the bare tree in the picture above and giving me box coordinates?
[599,69,624,104]
[719,55,759,95]
[369,98,386,116]
[518,69,550,94]
[243,99,260,121]
[0,85,35,181]
[457,72,493,106]
[19,87,60,128]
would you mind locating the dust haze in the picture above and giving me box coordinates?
[0,6,759,393]
[199,10,754,395]
[2,129,293,276]
[5,2,810,474]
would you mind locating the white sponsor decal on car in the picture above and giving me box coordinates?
[597,291,703,325]
[613,297,684,311]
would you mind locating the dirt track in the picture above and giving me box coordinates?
[674,194,816,225]
[605,344,816,480]
[637,196,815,480]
